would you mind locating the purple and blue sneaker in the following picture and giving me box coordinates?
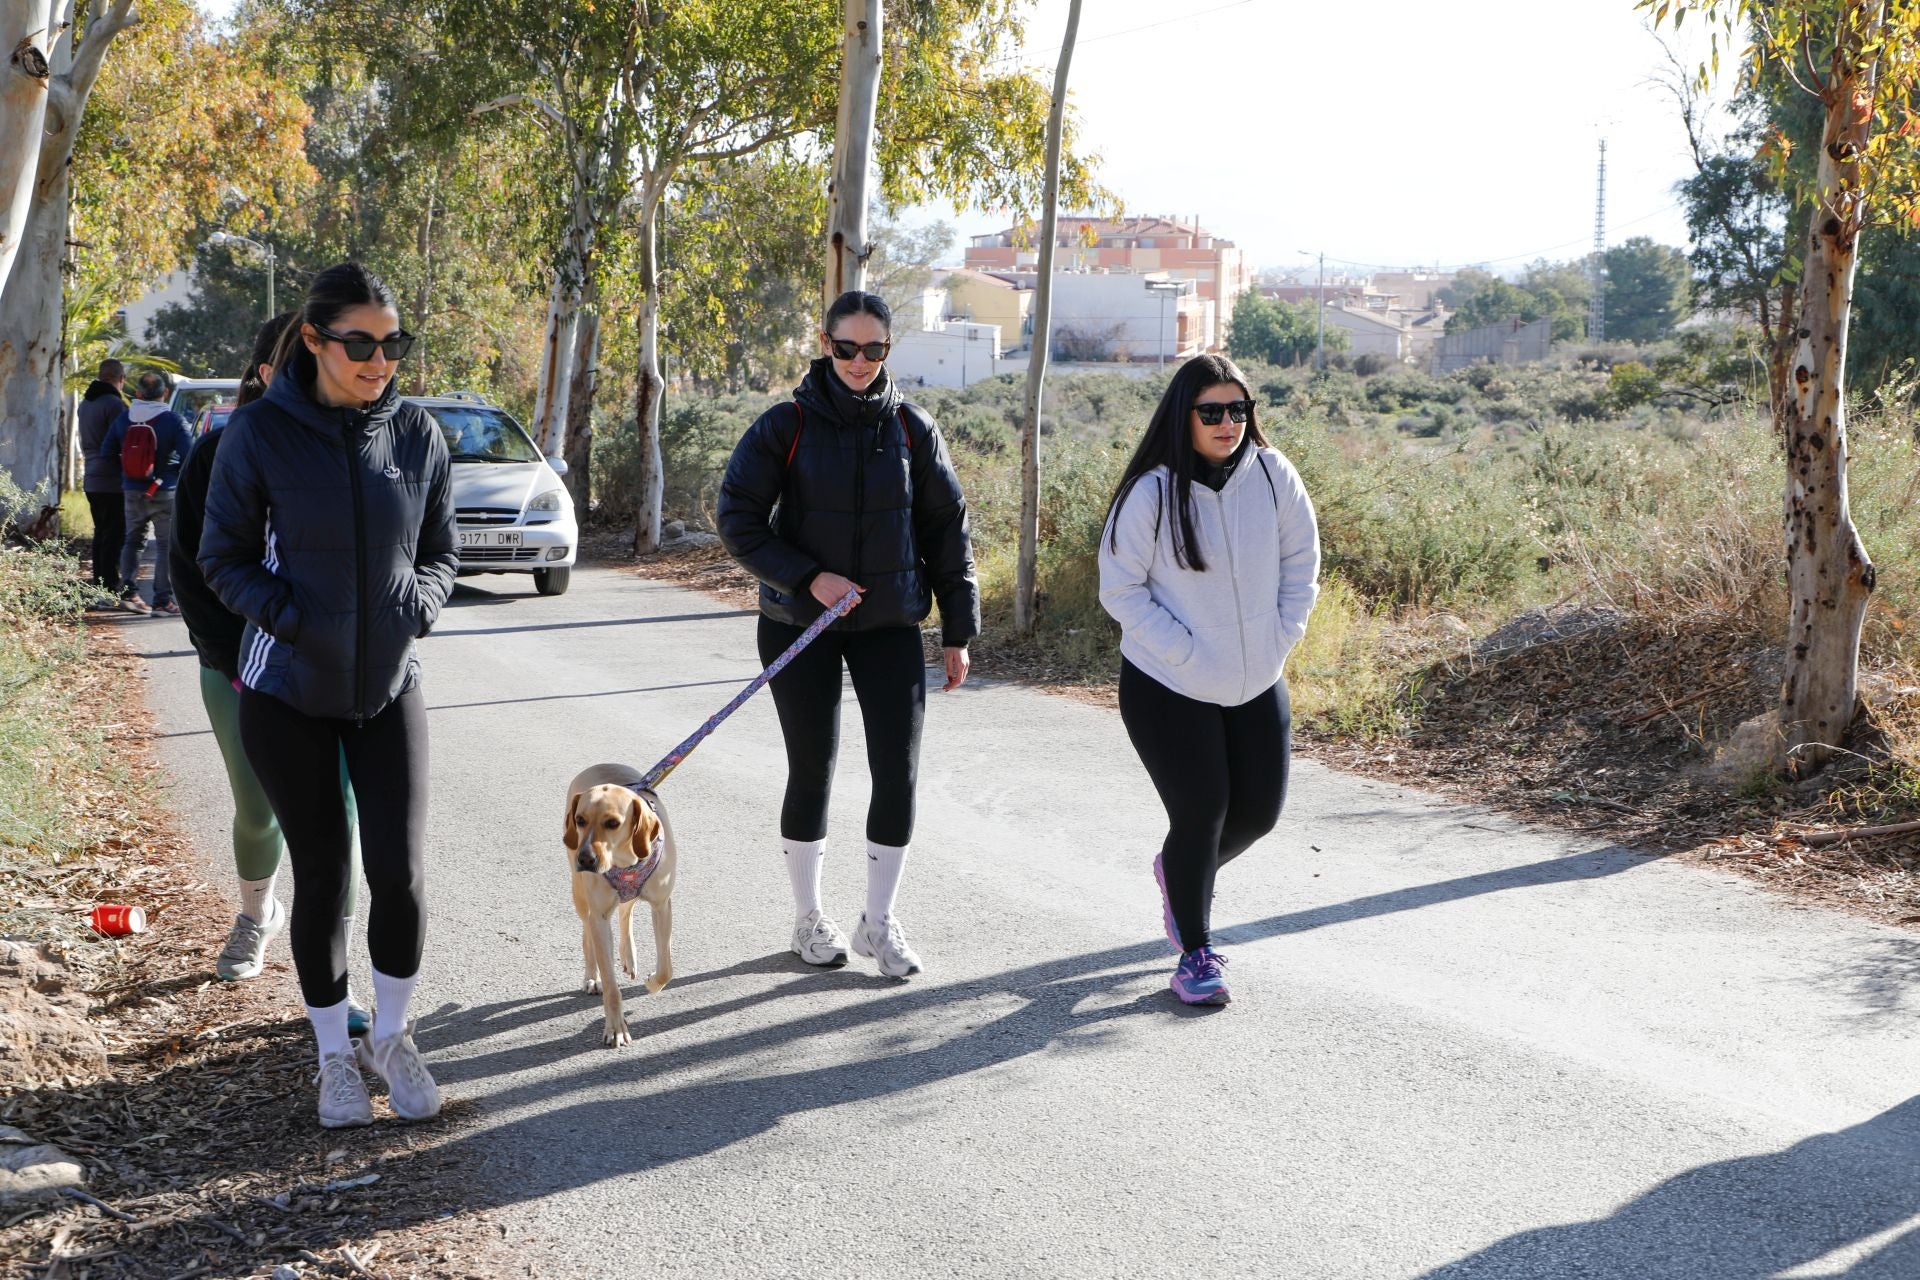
[1151,853,1180,951]
[1170,946,1230,1006]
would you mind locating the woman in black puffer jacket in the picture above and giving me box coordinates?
[200,262,456,1130]
[718,290,979,982]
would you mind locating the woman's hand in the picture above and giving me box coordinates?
[810,572,864,610]
[941,645,970,692]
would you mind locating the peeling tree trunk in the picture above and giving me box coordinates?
[0,0,135,513]
[529,262,580,456]
[1013,0,1081,637]
[0,0,55,296]
[822,0,881,312]
[632,196,664,554]
[1779,8,1882,772]
[562,280,598,514]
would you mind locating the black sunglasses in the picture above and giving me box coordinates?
[315,324,415,363]
[828,338,890,362]
[1194,399,1254,426]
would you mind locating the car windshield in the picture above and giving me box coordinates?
[422,405,542,463]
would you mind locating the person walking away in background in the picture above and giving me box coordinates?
[199,263,456,1128]
[102,370,192,615]
[1099,354,1320,1007]
[717,290,979,980]
[76,359,128,607]
[169,312,369,1031]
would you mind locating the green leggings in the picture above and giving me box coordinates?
[198,665,360,913]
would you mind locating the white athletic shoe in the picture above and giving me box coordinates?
[356,1021,441,1121]
[852,912,922,979]
[314,1050,373,1129]
[790,909,850,967]
[215,900,285,981]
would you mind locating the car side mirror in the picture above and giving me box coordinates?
[545,456,569,476]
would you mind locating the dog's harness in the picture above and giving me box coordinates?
[594,783,666,902]
[634,587,861,793]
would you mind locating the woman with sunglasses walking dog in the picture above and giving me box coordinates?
[718,290,979,979]
[1099,354,1320,1006]
[200,262,457,1126]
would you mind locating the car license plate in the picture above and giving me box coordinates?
[459,530,522,548]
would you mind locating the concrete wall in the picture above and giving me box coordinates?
[889,321,1004,389]
[1431,317,1553,374]
[945,275,1031,351]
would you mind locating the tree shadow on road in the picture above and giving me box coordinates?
[1420,1095,1920,1279]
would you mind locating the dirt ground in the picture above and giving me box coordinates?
[607,535,1920,931]
[2,623,517,1280]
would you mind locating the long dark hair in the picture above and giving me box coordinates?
[1104,353,1267,573]
[236,311,296,407]
[269,262,399,392]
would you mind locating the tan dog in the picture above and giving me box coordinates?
[563,763,679,1047]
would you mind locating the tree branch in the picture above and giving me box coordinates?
[472,92,567,134]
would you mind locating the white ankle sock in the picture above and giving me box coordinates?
[238,874,277,925]
[370,969,417,1042]
[307,999,350,1059]
[783,837,825,918]
[865,840,908,924]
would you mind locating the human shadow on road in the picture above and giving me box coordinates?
[127,841,1662,1253]
[1420,1094,1920,1279]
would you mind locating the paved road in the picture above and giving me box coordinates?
[132,565,1920,1278]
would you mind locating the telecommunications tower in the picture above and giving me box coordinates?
[1589,139,1607,342]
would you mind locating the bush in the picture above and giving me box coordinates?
[1608,361,1661,412]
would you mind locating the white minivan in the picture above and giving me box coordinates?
[405,394,579,597]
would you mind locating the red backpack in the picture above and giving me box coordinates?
[120,418,160,496]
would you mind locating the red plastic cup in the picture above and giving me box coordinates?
[89,904,148,935]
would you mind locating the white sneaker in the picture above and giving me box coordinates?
[356,1021,441,1121]
[314,1050,373,1129]
[852,912,922,979]
[790,909,850,967]
[215,901,285,981]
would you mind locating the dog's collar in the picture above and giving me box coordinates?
[602,833,664,902]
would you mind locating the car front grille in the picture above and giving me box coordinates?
[458,547,540,564]
[456,507,520,527]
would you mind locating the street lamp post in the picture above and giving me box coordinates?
[1298,249,1326,371]
[207,231,276,320]
[1143,278,1182,367]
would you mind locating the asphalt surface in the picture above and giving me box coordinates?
[129,564,1920,1278]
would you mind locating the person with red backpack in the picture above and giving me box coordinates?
[717,291,979,981]
[101,370,192,615]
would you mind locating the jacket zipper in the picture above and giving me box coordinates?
[1211,483,1250,703]
[345,420,368,724]
[850,419,868,606]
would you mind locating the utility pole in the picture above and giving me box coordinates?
[1589,138,1607,342]
[1313,251,1326,370]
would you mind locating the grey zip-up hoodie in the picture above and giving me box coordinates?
[1098,445,1320,707]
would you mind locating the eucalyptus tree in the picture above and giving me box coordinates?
[1648,0,1920,769]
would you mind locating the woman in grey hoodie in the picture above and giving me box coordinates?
[1098,355,1320,1005]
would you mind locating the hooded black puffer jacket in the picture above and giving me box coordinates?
[198,370,457,721]
[717,359,979,647]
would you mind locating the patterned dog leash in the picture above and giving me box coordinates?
[635,588,860,793]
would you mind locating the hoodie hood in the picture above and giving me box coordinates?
[792,356,900,430]
[128,398,173,424]
[83,379,122,403]
[264,366,401,440]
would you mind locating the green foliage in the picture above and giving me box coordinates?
[1227,293,1320,367]
[1443,261,1594,343]
[1604,238,1691,343]
[1607,361,1662,412]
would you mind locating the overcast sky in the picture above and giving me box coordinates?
[942,0,1729,276]
[198,0,1729,276]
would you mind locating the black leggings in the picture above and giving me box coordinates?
[239,685,430,1007]
[1119,658,1291,951]
[758,617,925,847]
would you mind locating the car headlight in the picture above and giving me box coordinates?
[527,488,566,513]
